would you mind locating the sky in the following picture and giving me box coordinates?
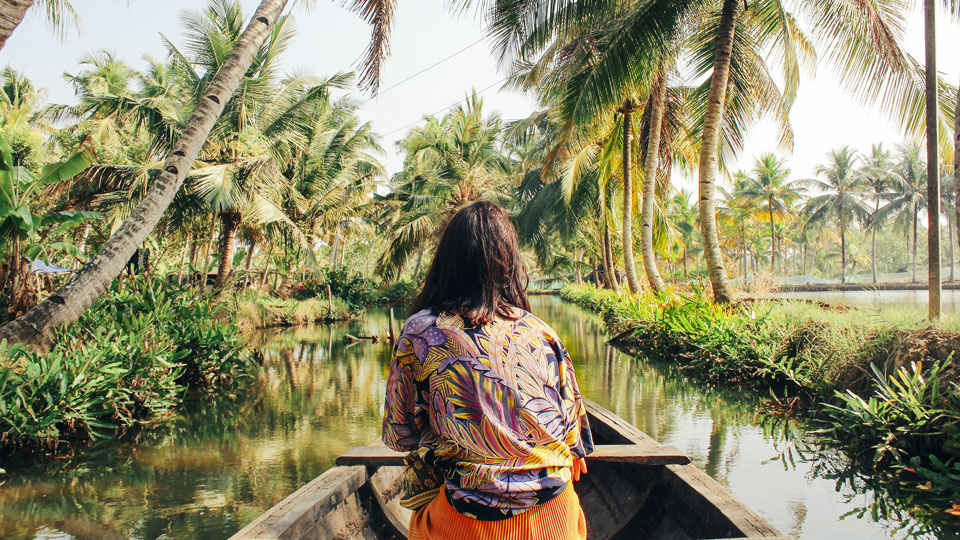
[1,1,958,191]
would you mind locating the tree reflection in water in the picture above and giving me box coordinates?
[1,298,954,540]
[0,313,393,540]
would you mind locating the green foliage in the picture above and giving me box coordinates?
[380,279,417,305]
[823,359,959,466]
[564,283,960,527]
[236,294,353,328]
[0,277,250,457]
[561,284,770,385]
[292,267,415,311]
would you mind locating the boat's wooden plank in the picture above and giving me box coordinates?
[665,463,783,539]
[584,399,783,539]
[592,444,690,465]
[576,462,659,540]
[336,445,404,466]
[228,465,367,540]
[584,398,660,446]
[337,443,689,467]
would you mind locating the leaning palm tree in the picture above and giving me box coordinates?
[877,143,929,284]
[736,154,805,273]
[0,0,400,346]
[0,0,78,51]
[803,147,871,283]
[0,0,292,346]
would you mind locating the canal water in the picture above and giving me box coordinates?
[0,296,942,539]
[774,289,960,312]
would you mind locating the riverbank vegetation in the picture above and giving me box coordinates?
[0,277,249,458]
[561,283,960,529]
[1,0,960,533]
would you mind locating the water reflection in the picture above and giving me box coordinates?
[0,314,393,540]
[0,298,944,540]
[774,289,960,312]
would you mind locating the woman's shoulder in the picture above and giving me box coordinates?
[400,309,438,336]
[513,310,562,339]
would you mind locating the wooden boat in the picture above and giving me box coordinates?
[230,399,789,540]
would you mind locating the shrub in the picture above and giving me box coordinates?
[0,277,250,456]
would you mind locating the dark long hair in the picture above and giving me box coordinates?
[409,201,530,324]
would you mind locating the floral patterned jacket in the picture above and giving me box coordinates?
[382,308,594,521]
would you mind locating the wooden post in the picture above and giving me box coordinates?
[388,308,397,343]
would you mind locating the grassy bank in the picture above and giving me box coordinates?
[561,284,960,523]
[233,294,354,330]
[0,278,251,458]
[231,268,417,331]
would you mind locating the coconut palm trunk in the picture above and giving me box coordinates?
[924,0,941,318]
[243,238,255,289]
[177,240,190,286]
[955,73,960,283]
[912,202,919,283]
[767,198,776,272]
[602,201,621,293]
[329,225,341,266]
[215,212,242,288]
[278,272,294,298]
[698,0,740,304]
[0,0,34,51]
[0,0,291,348]
[949,210,955,282]
[871,200,879,283]
[620,99,643,294]
[839,210,847,283]
[77,222,92,258]
[575,247,583,284]
[640,77,667,292]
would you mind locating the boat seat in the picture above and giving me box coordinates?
[336,443,691,467]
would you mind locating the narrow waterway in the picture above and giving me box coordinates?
[774,289,960,312]
[0,296,942,539]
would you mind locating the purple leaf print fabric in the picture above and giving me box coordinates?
[382,308,594,521]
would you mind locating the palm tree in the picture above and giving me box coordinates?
[0,0,293,347]
[697,0,743,303]
[804,147,871,283]
[736,154,804,274]
[940,171,955,282]
[378,94,511,278]
[877,144,928,284]
[922,0,940,319]
[0,0,77,50]
[859,144,895,283]
[668,189,699,280]
[639,73,668,292]
[165,1,301,288]
[619,97,643,294]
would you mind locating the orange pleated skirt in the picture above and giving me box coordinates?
[408,484,587,540]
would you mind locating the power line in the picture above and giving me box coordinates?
[381,77,511,138]
[360,36,487,104]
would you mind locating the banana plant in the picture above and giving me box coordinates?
[0,137,97,314]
